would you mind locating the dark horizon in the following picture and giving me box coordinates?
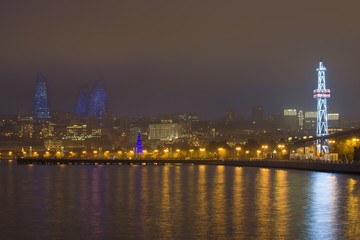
[1,0,359,120]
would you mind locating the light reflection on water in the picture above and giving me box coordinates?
[0,161,360,239]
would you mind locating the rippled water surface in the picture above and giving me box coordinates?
[1,160,360,239]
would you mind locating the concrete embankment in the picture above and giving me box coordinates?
[224,159,360,174]
[16,157,360,174]
[17,158,223,166]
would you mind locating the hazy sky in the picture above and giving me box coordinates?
[0,0,359,119]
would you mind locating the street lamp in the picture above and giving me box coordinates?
[235,147,241,159]
[189,149,194,159]
[164,149,169,158]
[200,148,206,159]
[261,145,268,159]
[277,144,286,159]
[218,148,225,160]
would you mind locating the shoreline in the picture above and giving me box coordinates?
[15,157,360,175]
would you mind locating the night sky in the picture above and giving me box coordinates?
[0,0,359,119]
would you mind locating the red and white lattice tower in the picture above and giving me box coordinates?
[313,61,330,156]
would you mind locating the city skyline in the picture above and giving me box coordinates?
[0,61,350,121]
[2,2,360,239]
[1,1,360,119]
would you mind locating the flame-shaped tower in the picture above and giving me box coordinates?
[33,73,51,122]
[313,61,330,155]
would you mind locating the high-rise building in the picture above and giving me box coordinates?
[75,85,88,119]
[33,73,51,122]
[304,111,338,131]
[298,110,304,130]
[225,106,234,124]
[149,123,180,141]
[327,113,340,129]
[283,109,298,130]
[251,106,263,123]
[304,111,317,130]
[88,80,107,123]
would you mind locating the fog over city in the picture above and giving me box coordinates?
[0,0,359,119]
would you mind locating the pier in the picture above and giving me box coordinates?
[16,157,360,174]
[16,158,223,166]
[223,159,360,174]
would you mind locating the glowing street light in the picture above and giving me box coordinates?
[199,148,206,158]
[261,145,268,159]
[218,148,225,160]
[235,147,241,159]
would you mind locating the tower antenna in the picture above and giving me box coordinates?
[313,60,330,157]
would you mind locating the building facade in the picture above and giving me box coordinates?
[283,109,298,131]
[149,123,180,141]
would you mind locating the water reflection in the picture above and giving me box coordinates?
[344,178,360,238]
[273,170,289,239]
[232,167,245,236]
[211,166,226,237]
[159,166,172,239]
[307,173,339,239]
[255,168,272,239]
[195,165,209,238]
[1,161,360,239]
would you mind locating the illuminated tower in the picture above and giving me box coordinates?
[33,73,51,122]
[88,79,107,123]
[75,85,88,120]
[134,131,144,157]
[313,61,330,155]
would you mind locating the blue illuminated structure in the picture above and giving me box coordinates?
[75,85,88,119]
[313,61,330,156]
[33,73,51,122]
[88,79,107,123]
[135,131,144,157]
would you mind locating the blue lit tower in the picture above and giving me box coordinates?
[75,85,88,119]
[134,131,144,157]
[88,79,107,123]
[33,73,51,122]
[313,61,330,155]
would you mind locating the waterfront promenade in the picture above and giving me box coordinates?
[224,159,360,174]
[16,157,360,174]
[16,158,223,166]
